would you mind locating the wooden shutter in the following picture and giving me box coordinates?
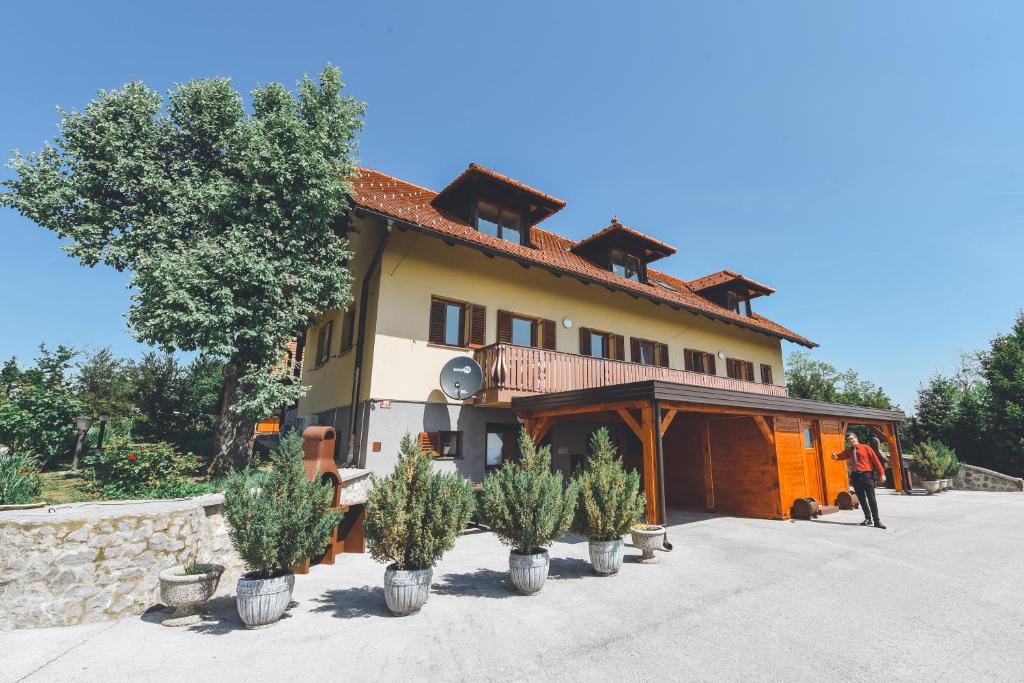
[629,338,640,363]
[497,310,513,344]
[579,327,591,356]
[745,361,755,382]
[469,304,487,347]
[707,353,716,375]
[541,319,556,350]
[684,349,694,371]
[612,334,625,361]
[417,432,440,458]
[317,320,333,366]
[428,298,446,344]
[760,364,773,384]
[657,343,669,368]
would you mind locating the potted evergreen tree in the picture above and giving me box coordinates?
[911,439,952,495]
[364,434,475,616]
[572,428,646,575]
[482,429,577,595]
[223,431,341,628]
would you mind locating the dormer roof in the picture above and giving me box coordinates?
[688,269,776,298]
[570,217,676,263]
[430,163,565,226]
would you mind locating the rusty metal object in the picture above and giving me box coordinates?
[835,490,860,510]
[791,497,821,520]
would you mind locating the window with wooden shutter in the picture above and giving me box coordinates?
[631,337,670,367]
[579,327,591,356]
[656,343,669,368]
[745,361,755,382]
[316,320,333,367]
[726,358,755,381]
[612,334,625,361]
[760,363,773,384]
[497,310,513,344]
[429,297,468,347]
[630,338,641,363]
[428,298,447,345]
[541,319,556,350]
[684,348,716,375]
[340,307,356,352]
[469,304,487,348]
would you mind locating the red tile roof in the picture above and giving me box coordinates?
[572,218,677,260]
[687,269,776,296]
[351,167,816,348]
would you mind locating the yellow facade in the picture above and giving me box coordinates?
[298,215,785,415]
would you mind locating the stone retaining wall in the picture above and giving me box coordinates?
[0,495,243,630]
[954,464,1024,492]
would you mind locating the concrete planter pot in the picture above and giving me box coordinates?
[921,479,941,495]
[588,538,625,575]
[158,563,224,627]
[383,565,432,616]
[236,572,295,629]
[630,525,666,564]
[509,549,549,595]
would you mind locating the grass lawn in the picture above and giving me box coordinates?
[36,468,97,505]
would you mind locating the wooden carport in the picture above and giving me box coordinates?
[513,380,905,525]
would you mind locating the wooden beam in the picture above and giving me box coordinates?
[530,416,552,444]
[517,399,649,420]
[640,404,660,524]
[753,416,775,444]
[701,418,715,512]
[660,409,678,437]
[616,408,644,441]
[658,401,896,427]
[881,422,906,493]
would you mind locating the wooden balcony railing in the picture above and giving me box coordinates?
[473,343,788,403]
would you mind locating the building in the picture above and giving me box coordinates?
[294,163,905,523]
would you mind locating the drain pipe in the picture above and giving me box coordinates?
[653,400,673,551]
[343,220,392,467]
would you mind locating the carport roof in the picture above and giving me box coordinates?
[511,380,905,423]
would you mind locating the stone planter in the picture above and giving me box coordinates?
[921,479,941,495]
[509,549,550,595]
[630,525,666,564]
[588,538,625,575]
[236,572,295,629]
[158,563,224,627]
[383,565,432,616]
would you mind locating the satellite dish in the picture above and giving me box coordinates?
[440,356,483,400]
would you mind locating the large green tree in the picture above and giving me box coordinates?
[2,66,365,473]
[978,312,1024,476]
[785,351,895,409]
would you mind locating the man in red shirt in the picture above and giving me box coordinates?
[831,432,887,529]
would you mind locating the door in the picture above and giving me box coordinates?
[800,419,826,503]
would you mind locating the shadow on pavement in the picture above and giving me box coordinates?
[313,586,390,618]
[433,568,513,598]
[548,556,591,580]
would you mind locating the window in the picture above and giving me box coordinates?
[579,327,623,360]
[727,291,752,317]
[486,424,519,468]
[429,297,486,348]
[340,306,356,353]
[760,363,773,385]
[726,358,755,381]
[476,201,523,245]
[511,316,536,347]
[803,426,815,449]
[497,310,555,349]
[439,431,462,458]
[315,320,333,367]
[590,331,608,358]
[684,348,717,375]
[631,338,669,367]
[611,249,643,282]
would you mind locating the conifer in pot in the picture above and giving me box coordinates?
[572,428,646,575]
[481,429,577,595]
[364,434,475,615]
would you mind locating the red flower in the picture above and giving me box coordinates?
[128,453,138,461]
[19,466,29,473]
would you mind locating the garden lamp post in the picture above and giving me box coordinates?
[72,415,94,471]
[97,414,110,450]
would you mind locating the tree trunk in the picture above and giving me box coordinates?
[208,365,256,475]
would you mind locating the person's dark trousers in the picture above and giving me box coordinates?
[851,471,880,523]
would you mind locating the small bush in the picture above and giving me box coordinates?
[364,434,475,571]
[222,431,341,579]
[0,451,42,505]
[83,437,212,499]
[482,428,577,554]
[572,428,646,541]
[911,439,957,480]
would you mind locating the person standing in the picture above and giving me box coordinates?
[832,432,887,529]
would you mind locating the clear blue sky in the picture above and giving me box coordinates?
[2,1,1022,412]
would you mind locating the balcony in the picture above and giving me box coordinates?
[472,343,788,405]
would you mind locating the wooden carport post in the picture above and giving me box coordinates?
[880,422,906,493]
[616,404,661,524]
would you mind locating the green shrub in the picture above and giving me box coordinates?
[83,437,212,499]
[572,428,645,542]
[482,428,578,554]
[222,431,341,579]
[911,439,956,480]
[0,451,42,505]
[364,434,475,570]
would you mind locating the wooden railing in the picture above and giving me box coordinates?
[474,343,788,398]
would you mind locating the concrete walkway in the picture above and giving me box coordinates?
[3,490,1022,682]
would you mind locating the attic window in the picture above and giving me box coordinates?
[476,201,522,245]
[727,291,752,317]
[611,249,643,282]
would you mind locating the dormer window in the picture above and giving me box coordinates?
[727,291,752,317]
[611,249,643,282]
[476,201,522,245]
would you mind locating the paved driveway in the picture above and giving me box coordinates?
[3,490,1022,682]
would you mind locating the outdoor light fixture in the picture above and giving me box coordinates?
[562,317,573,328]
[72,415,94,471]
[718,351,726,359]
[75,415,94,433]
[97,414,110,450]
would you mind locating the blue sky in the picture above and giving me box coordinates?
[2,1,1022,411]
